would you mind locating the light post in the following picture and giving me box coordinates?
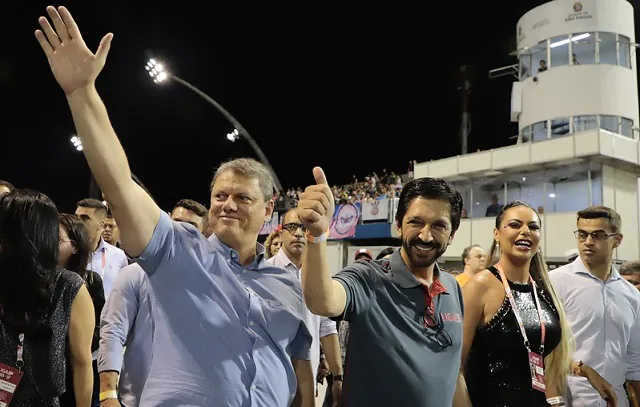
[145,59,283,192]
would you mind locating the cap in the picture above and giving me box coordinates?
[355,248,373,261]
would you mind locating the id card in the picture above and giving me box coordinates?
[528,351,546,392]
[0,362,22,406]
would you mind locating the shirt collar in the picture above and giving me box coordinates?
[274,249,298,271]
[94,238,106,254]
[571,256,622,282]
[388,249,447,293]
[207,233,266,268]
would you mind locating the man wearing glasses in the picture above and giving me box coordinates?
[550,206,640,406]
[298,169,467,407]
[267,210,344,405]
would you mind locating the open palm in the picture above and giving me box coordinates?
[35,6,113,95]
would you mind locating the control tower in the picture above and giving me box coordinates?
[414,0,640,264]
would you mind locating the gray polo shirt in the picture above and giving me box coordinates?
[333,249,463,406]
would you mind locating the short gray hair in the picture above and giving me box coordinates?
[620,260,640,276]
[211,158,275,202]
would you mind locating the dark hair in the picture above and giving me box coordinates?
[395,177,463,233]
[0,190,58,335]
[173,199,208,218]
[281,208,299,225]
[462,244,482,265]
[376,247,396,260]
[0,180,14,192]
[59,214,92,284]
[577,205,621,234]
[620,260,640,276]
[77,198,108,218]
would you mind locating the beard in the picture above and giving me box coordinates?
[402,236,447,269]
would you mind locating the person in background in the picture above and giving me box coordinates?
[456,245,487,288]
[620,260,640,291]
[353,249,372,262]
[551,206,638,406]
[375,247,395,260]
[265,227,283,259]
[0,189,95,406]
[102,213,120,248]
[58,213,106,407]
[0,180,14,195]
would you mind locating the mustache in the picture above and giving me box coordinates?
[409,238,437,249]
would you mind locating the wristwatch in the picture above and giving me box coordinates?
[332,375,344,382]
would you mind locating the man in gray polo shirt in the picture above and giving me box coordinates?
[38,7,314,406]
[298,167,468,406]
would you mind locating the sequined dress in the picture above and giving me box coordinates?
[0,268,83,406]
[465,266,562,407]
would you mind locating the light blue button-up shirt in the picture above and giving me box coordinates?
[98,263,153,407]
[551,258,640,407]
[88,238,129,299]
[135,212,312,407]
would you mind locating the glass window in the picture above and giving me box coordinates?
[591,170,603,206]
[532,121,548,141]
[452,182,472,219]
[520,53,532,80]
[571,32,595,65]
[551,117,570,137]
[471,180,504,218]
[521,126,531,143]
[528,41,548,76]
[574,115,597,132]
[600,115,619,133]
[619,35,631,68]
[549,35,570,67]
[598,32,617,65]
[621,117,633,138]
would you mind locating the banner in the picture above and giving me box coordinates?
[329,203,361,239]
[361,198,390,221]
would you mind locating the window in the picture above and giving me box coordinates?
[621,118,633,138]
[574,115,597,132]
[551,117,570,137]
[600,115,619,133]
[598,32,617,65]
[532,121,548,141]
[571,32,595,65]
[619,35,632,68]
[525,41,547,78]
[521,126,532,143]
[549,35,570,67]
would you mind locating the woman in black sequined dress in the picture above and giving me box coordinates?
[460,201,572,407]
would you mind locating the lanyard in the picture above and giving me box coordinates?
[495,264,546,354]
[101,248,106,271]
[16,333,24,372]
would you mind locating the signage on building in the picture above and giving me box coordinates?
[565,1,593,22]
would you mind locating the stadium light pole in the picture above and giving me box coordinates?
[145,58,283,192]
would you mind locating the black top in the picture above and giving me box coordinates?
[0,268,83,407]
[465,266,562,407]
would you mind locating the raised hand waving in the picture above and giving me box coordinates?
[35,6,113,95]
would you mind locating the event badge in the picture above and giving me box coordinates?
[528,351,546,392]
[0,362,23,406]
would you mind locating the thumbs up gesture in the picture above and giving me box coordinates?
[298,167,335,237]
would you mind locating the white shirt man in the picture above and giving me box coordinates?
[550,206,640,407]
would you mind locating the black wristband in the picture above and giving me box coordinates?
[332,375,344,382]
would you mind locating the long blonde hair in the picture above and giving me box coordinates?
[489,200,574,392]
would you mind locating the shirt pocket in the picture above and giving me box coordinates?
[260,299,300,348]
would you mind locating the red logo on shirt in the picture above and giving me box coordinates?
[440,313,462,323]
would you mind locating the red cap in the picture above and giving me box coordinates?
[355,248,373,260]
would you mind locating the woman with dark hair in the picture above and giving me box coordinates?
[460,200,615,407]
[0,190,94,406]
[58,214,105,407]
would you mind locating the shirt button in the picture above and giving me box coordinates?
[251,385,257,390]
[249,321,255,326]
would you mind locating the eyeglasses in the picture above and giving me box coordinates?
[574,230,617,242]
[423,307,453,348]
[282,223,307,234]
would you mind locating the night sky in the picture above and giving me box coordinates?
[3,2,638,212]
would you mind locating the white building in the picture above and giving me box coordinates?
[415,0,639,263]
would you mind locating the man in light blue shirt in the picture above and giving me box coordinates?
[98,199,209,407]
[37,8,315,406]
[551,206,640,407]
